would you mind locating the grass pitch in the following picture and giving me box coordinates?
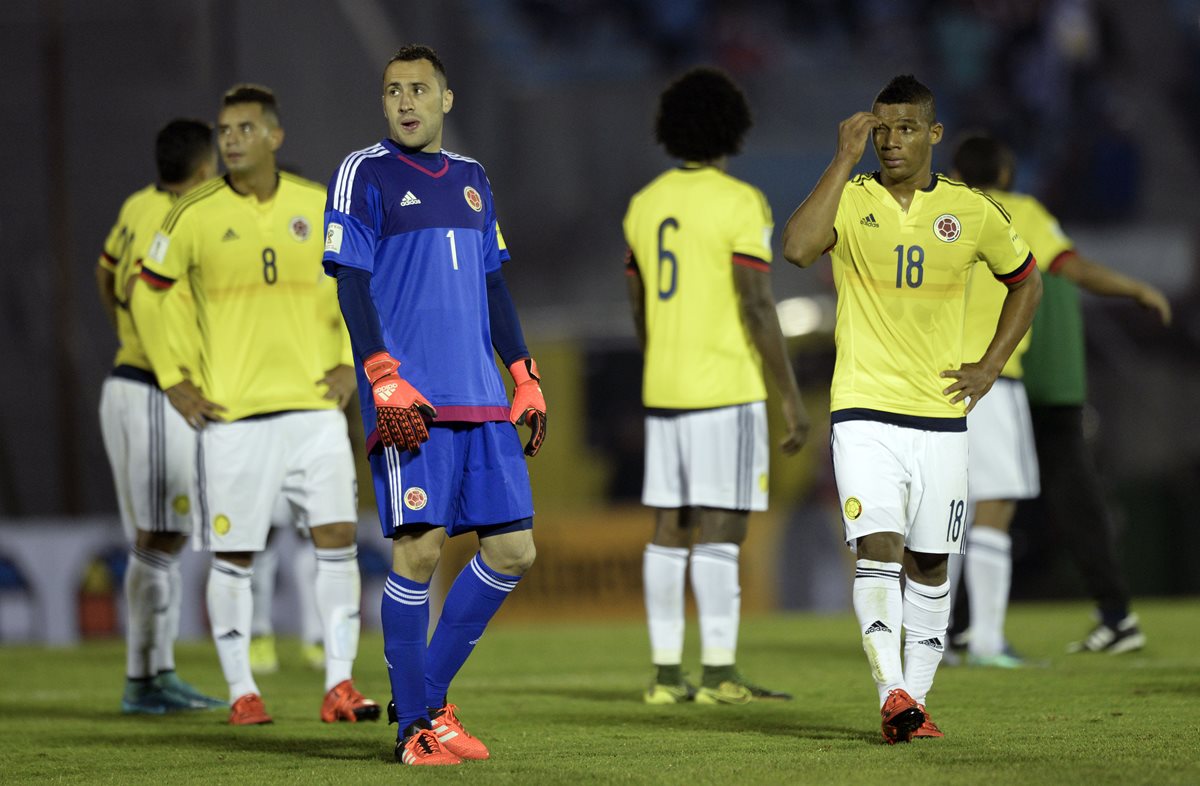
[1,599,1198,785]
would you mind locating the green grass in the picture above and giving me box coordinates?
[2,599,1199,784]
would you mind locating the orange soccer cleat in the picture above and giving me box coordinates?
[912,704,945,739]
[320,679,382,723]
[396,720,464,766]
[429,703,490,760]
[229,693,273,726]
[880,688,925,745]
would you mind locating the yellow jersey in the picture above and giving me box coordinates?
[623,165,773,409]
[828,173,1033,427]
[963,190,1072,379]
[141,173,351,421]
[100,184,199,380]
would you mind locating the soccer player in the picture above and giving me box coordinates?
[622,67,809,706]
[323,45,545,767]
[133,84,376,726]
[780,75,1042,743]
[950,134,1170,656]
[97,118,225,715]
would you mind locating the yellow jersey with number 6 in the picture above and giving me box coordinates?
[623,165,773,409]
[141,173,344,420]
[828,173,1033,426]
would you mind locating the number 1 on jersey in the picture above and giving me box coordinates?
[446,230,459,270]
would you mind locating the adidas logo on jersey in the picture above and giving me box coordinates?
[865,620,892,635]
[376,382,399,402]
[860,213,879,228]
[222,228,239,241]
[400,191,422,206]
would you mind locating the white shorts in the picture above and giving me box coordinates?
[832,419,968,554]
[966,377,1040,502]
[642,402,769,512]
[98,374,195,540]
[194,409,356,552]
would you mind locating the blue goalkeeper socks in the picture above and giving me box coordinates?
[425,553,520,708]
[381,571,430,732]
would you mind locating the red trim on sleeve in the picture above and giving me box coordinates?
[994,252,1036,285]
[99,251,118,270]
[139,268,176,290]
[821,228,838,256]
[732,254,770,272]
[625,248,640,276]
[1048,249,1077,275]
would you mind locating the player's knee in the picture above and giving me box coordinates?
[480,534,536,577]
[309,521,358,549]
[137,530,187,554]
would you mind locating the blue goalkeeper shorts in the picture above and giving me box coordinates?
[369,420,534,538]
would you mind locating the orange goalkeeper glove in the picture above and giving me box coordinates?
[363,351,437,453]
[507,357,546,457]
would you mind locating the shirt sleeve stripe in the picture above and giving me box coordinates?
[732,254,770,272]
[332,144,387,214]
[139,267,176,290]
[994,252,1036,284]
[1048,249,1077,275]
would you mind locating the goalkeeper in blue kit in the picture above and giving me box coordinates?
[322,44,545,767]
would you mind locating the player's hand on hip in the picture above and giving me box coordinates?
[319,363,358,410]
[780,393,811,456]
[363,351,437,453]
[835,112,880,167]
[940,361,999,414]
[164,379,226,429]
[507,358,546,457]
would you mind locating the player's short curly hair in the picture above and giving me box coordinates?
[384,44,447,88]
[874,74,936,123]
[155,119,212,184]
[655,67,752,162]
[222,83,280,125]
[952,133,1013,190]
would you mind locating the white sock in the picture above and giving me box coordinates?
[966,526,1012,657]
[903,579,950,706]
[124,547,172,679]
[643,544,688,666]
[207,559,258,702]
[853,559,906,706]
[690,543,741,667]
[250,543,279,638]
[314,545,361,691]
[156,559,183,674]
[294,543,322,646]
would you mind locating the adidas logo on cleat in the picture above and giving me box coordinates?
[400,191,422,206]
[860,213,879,228]
[865,620,892,635]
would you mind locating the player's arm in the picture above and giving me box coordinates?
[487,267,546,457]
[733,263,809,454]
[1053,253,1172,325]
[624,250,647,352]
[317,285,357,410]
[333,263,435,452]
[95,259,118,332]
[941,265,1043,413]
[782,112,879,268]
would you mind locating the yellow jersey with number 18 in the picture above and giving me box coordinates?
[962,189,1071,379]
[623,165,773,409]
[828,173,1033,427]
[141,173,344,421]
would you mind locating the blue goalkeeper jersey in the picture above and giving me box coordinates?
[323,139,511,436]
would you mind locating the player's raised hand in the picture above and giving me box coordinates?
[165,379,226,429]
[363,351,437,453]
[835,112,880,166]
[319,364,358,410]
[780,392,811,456]
[507,358,546,457]
[939,361,1001,414]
